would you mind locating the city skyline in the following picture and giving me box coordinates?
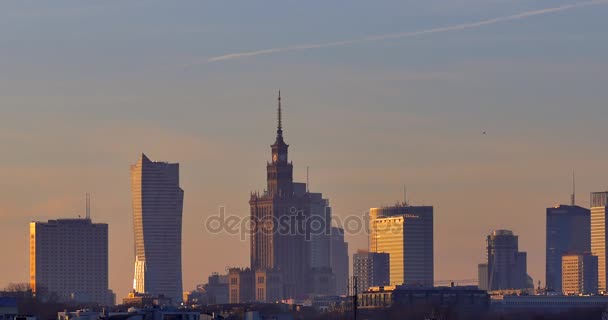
[1,0,608,302]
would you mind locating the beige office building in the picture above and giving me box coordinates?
[562,253,598,295]
[369,204,433,286]
[29,218,113,305]
[591,192,608,292]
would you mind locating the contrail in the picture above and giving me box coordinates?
[207,0,608,62]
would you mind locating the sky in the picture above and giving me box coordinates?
[1,0,608,299]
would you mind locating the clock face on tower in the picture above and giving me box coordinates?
[279,153,286,161]
[272,154,278,162]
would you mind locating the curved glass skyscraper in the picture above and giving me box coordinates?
[131,153,184,303]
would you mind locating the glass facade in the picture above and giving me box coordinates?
[369,205,434,287]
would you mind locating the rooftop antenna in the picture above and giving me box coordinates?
[403,185,408,205]
[307,166,310,193]
[571,171,576,206]
[85,193,91,220]
[277,90,282,136]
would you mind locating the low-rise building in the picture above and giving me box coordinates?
[491,295,608,312]
[562,253,598,295]
[358,285,489,316]
[0,298,17,320]
[228,268,254,304]
[353,251,390,294]
[255,269,284,303]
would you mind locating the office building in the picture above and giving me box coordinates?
[480,230,531,291]
[369,204,434,286]
[131,154,184,303]
[353,250,390,294]
[546,204,590,292]
[330,227,349,295]
[591,191,608,292]
[562,253,598,295]
[29,218,113,305]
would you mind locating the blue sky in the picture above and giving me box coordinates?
[1,0,607,298]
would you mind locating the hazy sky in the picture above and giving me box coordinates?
[1,0,608,299]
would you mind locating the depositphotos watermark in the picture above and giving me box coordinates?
[204,206,378,241]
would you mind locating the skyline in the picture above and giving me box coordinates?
[1,0,608,301]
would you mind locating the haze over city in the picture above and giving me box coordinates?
[1,0,608,303]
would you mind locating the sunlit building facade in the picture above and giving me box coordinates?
[131,154,184,303]
[369,204,434,286]
[29,218,114,305]
[591,191,608,292]
[562,253,598,295]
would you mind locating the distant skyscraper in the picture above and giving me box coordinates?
[591,191,608,292]
[369,204,434,286]
[546,204,590,292]
[131,154,184,303]
[330,227,349,295]
[482,230,530,291]
[562,253,598,295]
[29,218,114,305]
[353,250,390,294]
[249,92,335,299]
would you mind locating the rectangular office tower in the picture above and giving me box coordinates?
[330,227,349,295]
[591,192,608,292]
[481,230,530,291]
[562,253,598,295]
[131,154,184,303]
[546,205,591,292]
[29,218,113,305]
[353,250,390,294]
[369,204,434,286]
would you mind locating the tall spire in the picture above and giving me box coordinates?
[571,171,576,206]
[277,90,283,137]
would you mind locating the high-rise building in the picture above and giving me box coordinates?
[309,197,332,270]
[369,204,434,286]
[591,191,608,292]
[330,227,349,295]
[131,154,184,303]
[29,218,114,305]
[546,204,590,292]
[353,250,390,294]
[249,92,334,299]
[481,230,530,291]
[562,253,598,295]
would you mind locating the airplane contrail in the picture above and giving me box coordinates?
[207,0,608,63]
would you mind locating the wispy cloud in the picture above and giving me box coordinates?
[206,0,608,63]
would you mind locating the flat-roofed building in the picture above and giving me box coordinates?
[29,218,113,305]
[369,204,433,286]
[562,253,598,295]
[353,250,390,294]
[591,192,608,292]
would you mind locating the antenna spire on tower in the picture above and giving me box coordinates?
[571,171,576,206]
[85,193,91,220]
[277,90,282,134]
